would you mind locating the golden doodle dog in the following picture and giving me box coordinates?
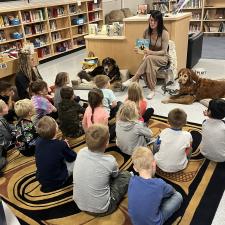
[162,68,225,104]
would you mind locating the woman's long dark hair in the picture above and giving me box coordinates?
[148,10,165,37]
[88,88,104,123]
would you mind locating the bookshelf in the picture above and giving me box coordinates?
[152,0,178,13]
[0,0,104,61]
[182,0,225,35]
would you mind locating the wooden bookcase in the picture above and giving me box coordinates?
[0,0,104,61]
[182,0,225,35]
[152,0,177,13]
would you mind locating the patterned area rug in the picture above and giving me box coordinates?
[0,115,223,225]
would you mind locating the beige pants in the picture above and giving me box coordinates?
[135,54,169,90]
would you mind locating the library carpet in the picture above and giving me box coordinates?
[0,115,224,225]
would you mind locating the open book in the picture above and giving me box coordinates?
[136,39,150,54]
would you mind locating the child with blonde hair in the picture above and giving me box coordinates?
[73,124,131,215]
[154,108,193,172]
[116,100,152,155]
[82,88,108,131]
[14,99,38,156]
[128,147,183,225]
[127,82,154,123]
[94,75,122,119]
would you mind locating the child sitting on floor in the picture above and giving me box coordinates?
[128,147,183,225]
[94,75,122,119]
[200,99,225,162]
[54,72,70,109]
[82,88,109,131]
[35,116,76,192]
[0,81,17,123]
[154,108,192,172]
[73,124,131,216]
[54,72,81,109]
[58,86,84,138]
[127,82,154,123]
[0,100,15,170]
[116,100,153,155]
[30,80,57,124]
[14,99,38,156]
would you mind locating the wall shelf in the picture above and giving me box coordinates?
[0,0,103,60]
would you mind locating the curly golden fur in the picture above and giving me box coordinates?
[162,68,225,104]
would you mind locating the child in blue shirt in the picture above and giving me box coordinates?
[128,147,183,225]
[94,75,122,119]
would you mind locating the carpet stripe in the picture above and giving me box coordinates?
[179,161,216,224]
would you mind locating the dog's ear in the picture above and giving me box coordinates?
[189,69,200,83]
[110,58,116,66]
[88,51,95,57]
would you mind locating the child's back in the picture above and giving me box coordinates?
[154,128,192,172]
[73,147,118,213]
[201,99,225,162]
[154,108,192,172]
[129,176,174,225]
[73,124,131,215]
[35,116,76,192]
[128,147,182,225]
[116,101,152,155]
[58,86,84,137]
[201,118,225,162]
[116,120,152,155]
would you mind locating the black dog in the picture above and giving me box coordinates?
[78,57,121,83]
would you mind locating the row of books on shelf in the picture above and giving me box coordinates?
[203,22,225,32]
[204,9,225,20]
[48,7,65,18]
[189,24,201,32]
[22,10,45,23]
[0,40,22,53]
[51,31,62,42]
[24,23,45,35]
[0,15,20,27]
[88,22,123,36]
[192,12,201,20]
[69,5,85,14]
[88,2,101,11]
[89,12,101,22]
[29,36,48,48]
[184,0,203,8]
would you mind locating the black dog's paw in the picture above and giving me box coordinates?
[77,70,92,81]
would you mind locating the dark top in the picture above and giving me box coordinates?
[35,138,76,191]
[15,70,30,99]
[15,119,38,156]
[58,99,84,137]
[128,176,174,225]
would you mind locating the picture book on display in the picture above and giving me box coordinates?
[136,39,150,54]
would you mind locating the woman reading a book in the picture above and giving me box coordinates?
[123,10,169,99]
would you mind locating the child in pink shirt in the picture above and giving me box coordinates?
[127,82,154,124]
[82,89,109,131]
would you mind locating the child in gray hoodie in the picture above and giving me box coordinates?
[116,100,153,155]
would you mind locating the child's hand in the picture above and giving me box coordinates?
[64,139,70,147]
[203,110,208,116]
